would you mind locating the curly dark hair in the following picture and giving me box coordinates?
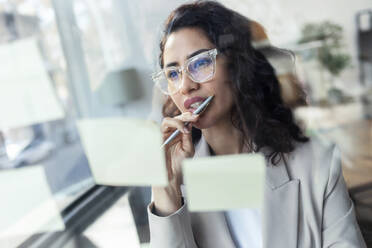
[158,0,309,165]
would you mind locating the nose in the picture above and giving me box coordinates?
[179,71,199,95]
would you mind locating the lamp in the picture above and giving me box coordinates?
[96,67,143,107]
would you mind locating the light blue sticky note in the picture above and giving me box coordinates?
[77,118,167,186]
[183,153,266,211]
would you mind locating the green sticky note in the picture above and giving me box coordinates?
[77,118,167,186]
[183,153,266,212]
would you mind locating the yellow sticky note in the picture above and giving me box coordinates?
[0,166,65,238]
[77,118,167,186]
[183,153,266,211]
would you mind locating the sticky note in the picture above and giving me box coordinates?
[77,118,167,186]
[0,38,64,129]
[183,153,266,211]
[0,166,65,238]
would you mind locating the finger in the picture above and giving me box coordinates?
[181,130,194,156]
[174,112,200,123]
[161,117,189,134]
[165,149,173,181]
[164,134,182,148]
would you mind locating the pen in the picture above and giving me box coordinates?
[160,95,214,149]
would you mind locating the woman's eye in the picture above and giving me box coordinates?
[166,70,179,81]
[191,57,212,71]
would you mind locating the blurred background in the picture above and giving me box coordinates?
[0,0,371,247]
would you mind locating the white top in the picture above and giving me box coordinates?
[225,209,262,248]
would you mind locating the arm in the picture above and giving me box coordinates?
[148,112,200,248]
[321,146,366,248]
[147,200,198,248]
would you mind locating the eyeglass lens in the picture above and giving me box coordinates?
[158,52,215,94]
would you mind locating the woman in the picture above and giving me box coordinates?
[148,1,366,247]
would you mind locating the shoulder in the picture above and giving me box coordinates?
[285,136,342,192]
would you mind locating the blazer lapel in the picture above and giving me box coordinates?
[262,149,299,248]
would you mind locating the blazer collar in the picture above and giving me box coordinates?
[194,135,291,189]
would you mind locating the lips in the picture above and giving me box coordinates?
[184,96,206,111]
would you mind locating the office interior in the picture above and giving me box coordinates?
[0,0,371,247]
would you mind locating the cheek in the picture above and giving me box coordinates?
[194,90,234,129]
[212,84,235,119]
[170,95,185,112]
[224,85,235,106]
[215,78,234,107]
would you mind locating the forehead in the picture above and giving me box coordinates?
[163,28,214,65]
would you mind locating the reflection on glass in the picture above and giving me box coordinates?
[73,0,130,91]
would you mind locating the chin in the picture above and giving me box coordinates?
[192,114,215,130]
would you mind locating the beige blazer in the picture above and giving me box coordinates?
[147,136,366,248]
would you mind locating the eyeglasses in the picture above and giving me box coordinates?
[152,48,218,95]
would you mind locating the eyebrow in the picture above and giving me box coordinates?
[165,48,210,68]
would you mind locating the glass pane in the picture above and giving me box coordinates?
[73,0,130,91]
[0,0,93,245]
[1,0,371,247]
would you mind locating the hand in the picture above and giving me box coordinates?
[152,112,199,216]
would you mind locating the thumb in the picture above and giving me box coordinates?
[181,127,194,156]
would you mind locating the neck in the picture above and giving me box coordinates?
[201,117,244,156]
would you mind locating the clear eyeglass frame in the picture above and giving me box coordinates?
[152,48,218,95]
